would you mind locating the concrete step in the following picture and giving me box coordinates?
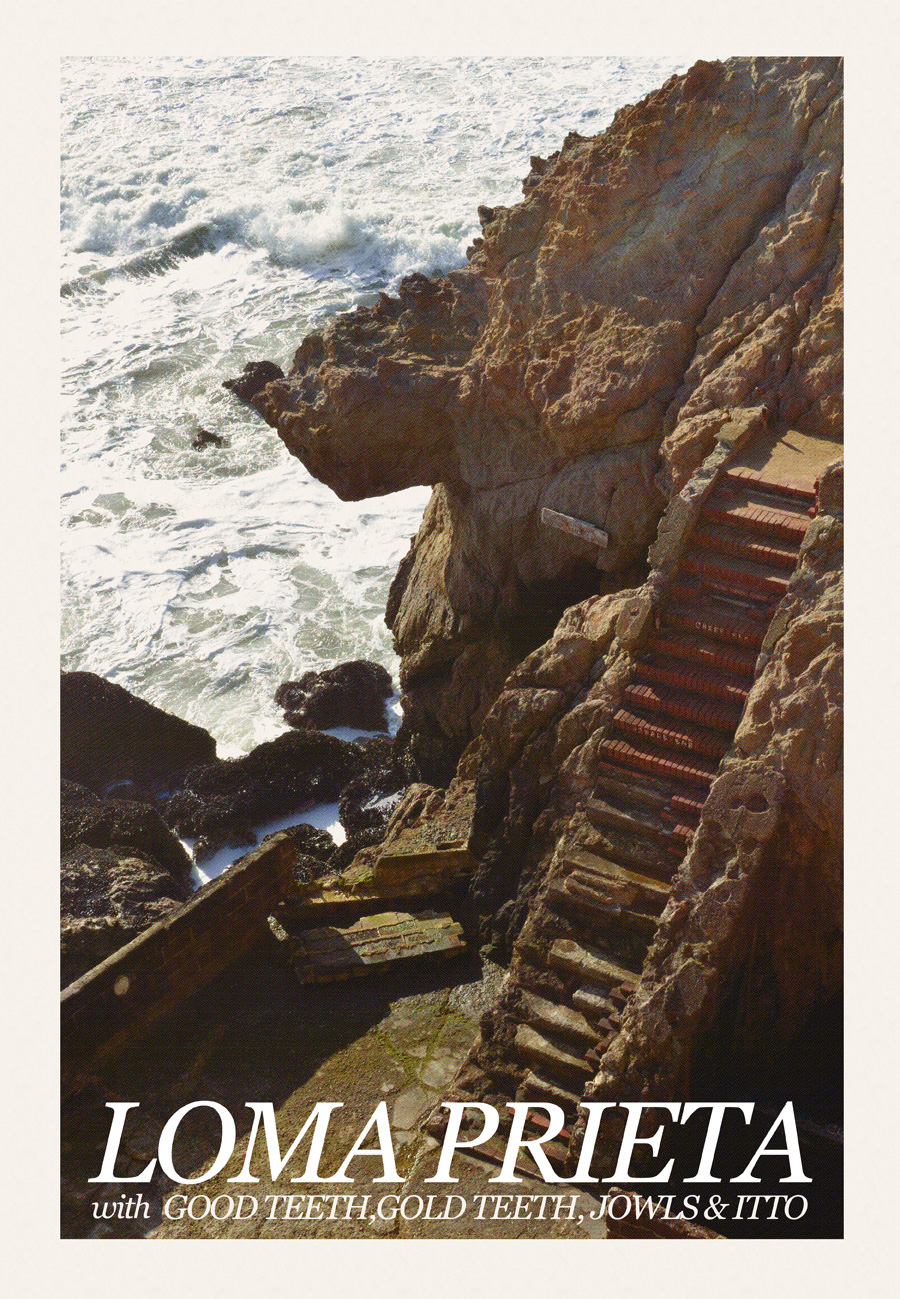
[598,735,717,789]
[623,682,743,734]
[561,849,671,908]
[612,707,730,762]
[519,989,599,1049]
[580,819,683,877]
[592,765,675,812]
[691,522,801,571]
[546,877,659,938]
[571,984,617,1021]
[519,1069,582,1112]
[645,630,758,679]
[583,794,680,841]
[514,1023,594,1081]
[548,937,641,991]
[290,911,465,983]
[723,467,817,505]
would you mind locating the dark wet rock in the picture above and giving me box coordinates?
[261,821,337,883]
[61,671,216,796]
[334,729,407,840]
[62,779,194,887]
[193,825,257,866]
[61,845,184,988]
[339,768,404,837]
[262,821,335,859]
[192,428,226,449]
[163,729,369,839]
[222,360,285,403]
[275,660,393,732]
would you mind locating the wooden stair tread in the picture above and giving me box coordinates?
[291,911,465,982]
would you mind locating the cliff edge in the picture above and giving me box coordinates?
[249,56,842,783]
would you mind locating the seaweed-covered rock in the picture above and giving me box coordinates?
[60,846,184,988]
[262,821,337,882]
[275,660,393,732]
[163,729,369,839]
[61,779,193,887]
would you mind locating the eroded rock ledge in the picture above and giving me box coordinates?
[242,56,842,780]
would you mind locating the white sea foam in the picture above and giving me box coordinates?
[185,798,347,888]
[61,56,688,754]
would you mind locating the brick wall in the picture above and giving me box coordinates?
[61,832,296,1088]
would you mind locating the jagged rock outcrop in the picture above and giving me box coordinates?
[61,671,216,796]
[242,57,842,774]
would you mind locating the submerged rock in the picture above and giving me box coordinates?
[192,428,226,449]
[61,671,216,795]
[275,660,393,732]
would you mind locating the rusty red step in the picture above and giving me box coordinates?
[723,468,817,505]
[696,493,810,540]
[613,708,729,761]
[623,682,742,734]
[598,736,718,789]
[691,522,801,571]
[660,804,700,833]
[670,792,706,819]
[634,658,750,707]
[522,1109,574,1144]
[682,552,791,600]
[645,631,758,679]
[664,602,769,650]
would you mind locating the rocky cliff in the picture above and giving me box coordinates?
[225,57,842,1172]
[248,56,842,782]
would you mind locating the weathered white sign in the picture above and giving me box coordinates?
[540,507,609,554]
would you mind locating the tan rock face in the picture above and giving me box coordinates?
[253,56,842,765]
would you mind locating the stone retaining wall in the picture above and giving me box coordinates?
[61,833,296,1090]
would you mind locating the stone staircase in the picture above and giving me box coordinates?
[507,468,816,1164]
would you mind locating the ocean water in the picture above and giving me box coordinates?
[61,56,688,757]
